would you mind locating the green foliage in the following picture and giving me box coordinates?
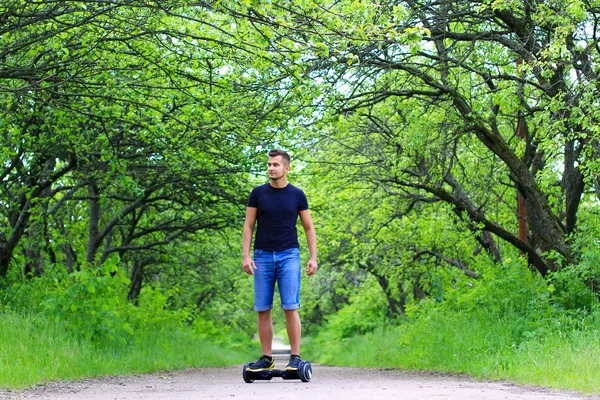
[0,255,254,388]
[306,258,600,393]
[542,202,600,312]
[0,310,253,389]
[39,259,141,346]
[547,267,598,312]
[446,258,548,317]
[312,278,388,343]
[2,1,600,393]
[3,256,248,350]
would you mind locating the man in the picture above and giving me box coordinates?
[242,149,318,372]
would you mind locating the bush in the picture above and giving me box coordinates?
[0,309,253,389]
[3,257,212,349]
[304,256,600,393]
[308,277,388,345]
[0,257,255,388]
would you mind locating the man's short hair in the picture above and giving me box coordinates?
[268,149,291,165]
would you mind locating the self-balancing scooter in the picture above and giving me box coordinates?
[242,361,313,383]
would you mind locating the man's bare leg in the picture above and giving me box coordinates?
[258,310,273,356]
[285,309,301,356]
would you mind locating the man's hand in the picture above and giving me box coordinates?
[242,255,256,275]
[306,258,318,276]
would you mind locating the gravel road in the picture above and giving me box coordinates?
[1,365,598,400]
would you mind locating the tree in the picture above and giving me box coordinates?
[0,1,293,307]
[215,0,600,289]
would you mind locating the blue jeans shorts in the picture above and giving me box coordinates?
[253,248,301,311]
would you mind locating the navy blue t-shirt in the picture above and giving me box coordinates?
[247,183,309,251]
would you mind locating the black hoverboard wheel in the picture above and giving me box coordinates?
[298,361,312,382]
[242,362,254,383]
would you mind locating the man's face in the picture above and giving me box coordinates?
[267,155,289,180]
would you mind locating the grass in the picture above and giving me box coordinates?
[4,301,599,394]
[505,330,600,391]
[303,309,600,395]
[0,311,253,389]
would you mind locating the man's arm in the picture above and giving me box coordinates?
[242,207,258,275]
[299,209,318,275]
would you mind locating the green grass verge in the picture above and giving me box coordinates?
[0,311,253,389]
[303,310,600,394]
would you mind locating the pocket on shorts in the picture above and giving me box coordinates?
[254,249,263,257]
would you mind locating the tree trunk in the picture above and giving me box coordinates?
[413,274,429,301]
[563,139,584,234]
[24,231,44,277]
[86,182,101,264]
[0,193,40,276]
[127,260,144,302]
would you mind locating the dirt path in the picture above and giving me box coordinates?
[1,365,598,400]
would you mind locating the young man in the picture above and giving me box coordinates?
[242,149,318,372]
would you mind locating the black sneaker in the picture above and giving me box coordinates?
[286,355,302,371]
[245,356,275,372]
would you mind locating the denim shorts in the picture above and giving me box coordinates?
[253,248,301,311]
